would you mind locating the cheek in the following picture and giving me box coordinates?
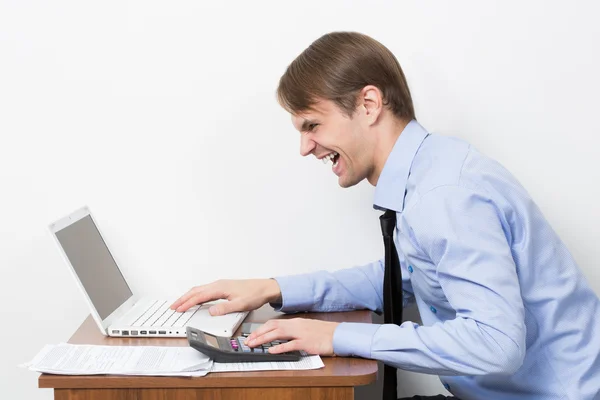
[346,128,366,155]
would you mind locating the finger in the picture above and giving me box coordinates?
[268,340,301,354]
[247,329,289,348]
[176,293,217,312]
[246,320,279,343]
[247,321,296,347]
[208,300,244,316]
[170,287,204,310]
[172,289,206,312]
[175,287,225,312]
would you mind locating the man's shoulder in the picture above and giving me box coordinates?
[408,132,522,208]
[409,133,472,195]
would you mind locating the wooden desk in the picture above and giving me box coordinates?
[39,306,378,399]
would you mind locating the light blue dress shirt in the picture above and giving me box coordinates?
[274,120,600,399]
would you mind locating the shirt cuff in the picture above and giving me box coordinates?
[333,322,381,358]
[269,275,315,312]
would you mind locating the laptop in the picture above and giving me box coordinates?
[49,206,248,338]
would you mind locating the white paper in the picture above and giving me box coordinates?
[23,343,324,377]
[23,343,212,376]
[210,355,324,372]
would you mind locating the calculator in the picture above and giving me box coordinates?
[186,326,304,362]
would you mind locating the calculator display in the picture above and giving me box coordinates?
[204,334,219,348]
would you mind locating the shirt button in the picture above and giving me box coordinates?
[408,265,414,273]
[430,305,437,314]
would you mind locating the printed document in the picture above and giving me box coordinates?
[22,343,324,377]
[23,343,212,376]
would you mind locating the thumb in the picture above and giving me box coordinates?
[209,300,243,316]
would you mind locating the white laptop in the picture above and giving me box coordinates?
[49,206,248,338]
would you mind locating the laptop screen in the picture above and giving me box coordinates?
[55,215,133,320]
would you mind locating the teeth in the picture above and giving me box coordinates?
[321,152,338,164]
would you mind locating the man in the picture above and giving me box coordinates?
[172,32,600,399]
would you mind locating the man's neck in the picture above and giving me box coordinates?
[368,116,410,186]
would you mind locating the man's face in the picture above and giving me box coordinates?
[291,100,374,188]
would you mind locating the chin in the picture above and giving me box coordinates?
[338,174,362,188]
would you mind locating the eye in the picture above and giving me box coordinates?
[307,123,319,132]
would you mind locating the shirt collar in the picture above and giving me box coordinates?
[373,119,429,212]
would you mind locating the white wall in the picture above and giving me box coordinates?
[1,1,599,398]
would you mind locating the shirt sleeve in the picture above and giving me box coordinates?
[333,185,526,376]
[272,259,415,314]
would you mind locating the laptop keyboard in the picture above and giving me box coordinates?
[130,300,200,328]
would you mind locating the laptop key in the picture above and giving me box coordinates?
[134,300,164,326]
[171,307,200,328]
[154,308,175,326]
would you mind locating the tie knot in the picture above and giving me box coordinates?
[380,209,396,238]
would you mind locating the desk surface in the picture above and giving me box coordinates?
[39,306,378,389]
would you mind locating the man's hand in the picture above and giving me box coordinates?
[170,279,282,316]
[245,318,340,356]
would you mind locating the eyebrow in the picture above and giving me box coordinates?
[300,119,318,132]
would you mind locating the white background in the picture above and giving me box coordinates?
[1,1,599,398]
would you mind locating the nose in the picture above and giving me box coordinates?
[300,133,316,157]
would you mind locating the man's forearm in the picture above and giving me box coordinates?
[272,259,387,313]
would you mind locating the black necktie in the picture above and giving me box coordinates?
[380,209,403,400]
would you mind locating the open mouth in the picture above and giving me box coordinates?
[322,152,340,166]
[332,153,340,165]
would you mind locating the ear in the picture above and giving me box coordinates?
[358,85,384,125]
